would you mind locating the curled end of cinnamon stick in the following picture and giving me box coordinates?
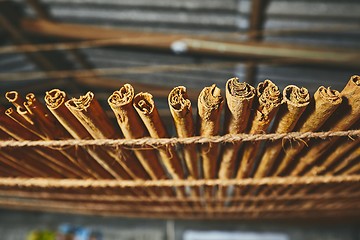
[351,75,360,86]
[5,107,14,116]
[133,92,154,115]
[5,106,33,125]
[198,84,223,112]
[283,85,310,107]
[25,93,36,102]
[15,105,28,115]
[317,86,342,105]
[24,93,36,113]
[226,77,255,99]
[5,91,27,112]
[168,86,191,117]
[65,92,94,111]
[5,91,19,103]
[108,84,134,108]
[45,89,66,109]
[257,79,282,115]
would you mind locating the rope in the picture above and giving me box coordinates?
[0,175,358,188]
[0,129,358,148]
[0,189,358,203]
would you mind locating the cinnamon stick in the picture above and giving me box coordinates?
[291,75,360,176]
[65,92,149,180]
[335,145,360,175]
[252,85,310,178]
[168,86,198,179]
[6,91,91,179]
[0,128,48,177]
[273,86,342,176]
[238,79,282,179]
[0,107,66,178]
[219,78,256,179]
[133,92,184,180]
[5,107,43,139]
[5,91,32,124]
[45,89,117,179]
[0,151,36,177]
[197,84,224,180]
[0,162,15,177]
[24,92,103,179]
[324,139,360,175]
[108,84,165,180]
[24,93,71,140]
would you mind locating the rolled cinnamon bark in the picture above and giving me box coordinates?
[273,86,342,176]
[133,92,184,180]
[197,84,224,180]
[218,78,256,179]
[0,107,67,178]
[5,105,89,179]
[5,107,43,139]
[66,92,149,180]
[335,145,360,175]
[0,151,37,177]
[45,89,117,179]
[168,86,198,179]
[291,75,360,176]
[45,89,92,139]
[251,85,310,178]
[0,127,50,177]
[239,79,282,179]
[5,91,32,124]
[6,91,94,179]
[24,92,105,179]
[108,84,166,180]
[323,138,359,175]
[25,93,71,140]
[0,156,28,177]
[46,90,147,199]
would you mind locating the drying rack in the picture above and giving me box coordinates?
[0,131,359,220]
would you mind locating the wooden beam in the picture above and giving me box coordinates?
[25,0,100,89]
[25,0,53,20]
[0,15,56,71]
[75,77,199,101]
[245,0,269,84]
[21,19,360,68]
[248,0,269,42]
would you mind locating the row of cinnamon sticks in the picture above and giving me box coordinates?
[0,75,359,182]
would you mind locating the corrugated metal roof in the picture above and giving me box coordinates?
[1,0,359,113]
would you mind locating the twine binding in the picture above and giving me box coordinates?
[0,175,358,188]
[0,129,358,148]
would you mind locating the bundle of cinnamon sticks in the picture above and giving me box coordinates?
[0,75,359,184]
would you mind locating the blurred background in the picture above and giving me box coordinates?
[0,0,359,239]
